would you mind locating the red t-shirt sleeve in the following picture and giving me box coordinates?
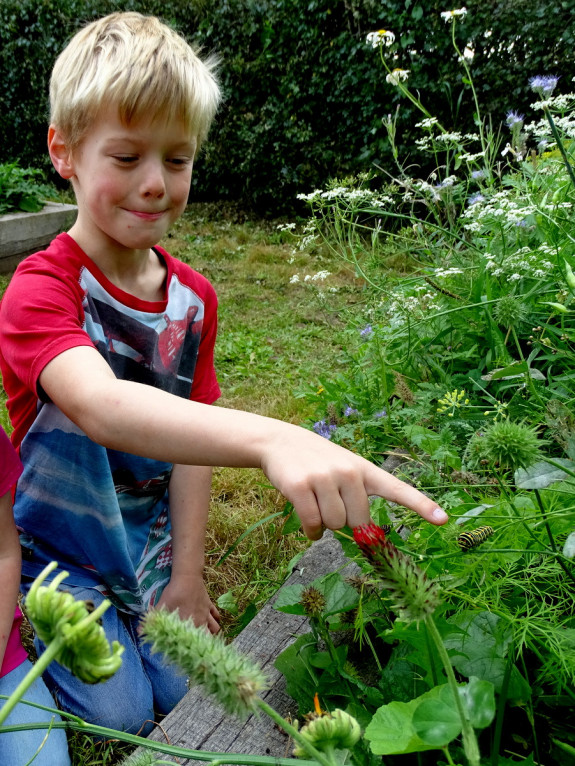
[0,254,94,398]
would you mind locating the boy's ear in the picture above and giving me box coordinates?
[48,126,75,179]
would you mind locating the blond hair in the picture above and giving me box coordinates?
[50,12,220,151]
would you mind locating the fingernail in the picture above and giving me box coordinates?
[432,506,448,522]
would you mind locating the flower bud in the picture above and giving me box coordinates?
[25,562,124,685]
[293,708,361,756]
[565,260,575,292]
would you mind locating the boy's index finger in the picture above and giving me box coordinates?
[367,467,449,526]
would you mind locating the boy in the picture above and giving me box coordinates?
[0,12,447,734]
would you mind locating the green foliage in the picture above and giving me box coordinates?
[0,162,55,213]
[1,0,574,211]
[282,26,575,765]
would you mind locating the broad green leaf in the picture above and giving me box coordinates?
[455,504,493,525]
[320,571,359,615]
[482,361,545,381]
[458,676,496,729]
[274,633,317,713]
[515,459,575,489]
[444,612,530,702]
[273,572,358,616]
[365,699,432,754]
[412,697,461,746]
[216,590,238,614]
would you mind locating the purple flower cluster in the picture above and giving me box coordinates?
[360,324,373,338]
[506,110,524,129]
[529,75,559,97]
[313,420,337,439]
[468,192,485,206]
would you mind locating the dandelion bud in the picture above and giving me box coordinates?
[293,709,361,756]
[300,586,326,617]
[353,524,440,623]
[141,608,268,718]
[25,562,124,684]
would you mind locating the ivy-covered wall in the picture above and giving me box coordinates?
[1,0,573,213]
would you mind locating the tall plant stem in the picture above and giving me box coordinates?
[543,107,575,189]
[0,715,318,766]
[450,24,486,157]
[533,488,575,586]
[491,640,514,766]
[0,640,62,726]
[492,472,542,549]
[424,615,480,766]
[255,698,338,766]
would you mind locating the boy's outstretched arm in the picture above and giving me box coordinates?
[39,346,448,539]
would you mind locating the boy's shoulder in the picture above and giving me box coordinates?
[12,232,87,282]
[155,244,217,303]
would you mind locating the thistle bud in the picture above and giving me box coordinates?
[353,524,440,623]
[300,586,326,617]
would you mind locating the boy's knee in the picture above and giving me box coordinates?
[52,676,155,735]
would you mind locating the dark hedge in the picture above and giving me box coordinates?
[1,0,574,213]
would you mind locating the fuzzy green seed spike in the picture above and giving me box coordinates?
[141,608,268,718]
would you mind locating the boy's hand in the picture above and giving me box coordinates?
[260,429,448,540]
[157,575,220,634]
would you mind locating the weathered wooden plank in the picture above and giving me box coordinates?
[0,202,77,274]
[142,531,359,763]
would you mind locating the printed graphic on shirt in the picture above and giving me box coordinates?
[82,268,204,397]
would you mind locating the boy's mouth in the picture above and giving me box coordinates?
[126,209,167,221]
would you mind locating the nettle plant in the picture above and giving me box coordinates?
[283,7,575,764]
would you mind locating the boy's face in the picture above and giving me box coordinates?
[50,108,196,259]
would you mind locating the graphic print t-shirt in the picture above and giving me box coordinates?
[0,234,220,614]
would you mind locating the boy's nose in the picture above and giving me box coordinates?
[141,164,166,198]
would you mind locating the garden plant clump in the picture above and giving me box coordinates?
[277,8,575,765]
[0,161,55,214]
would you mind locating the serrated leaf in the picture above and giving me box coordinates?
[273,583,306,614]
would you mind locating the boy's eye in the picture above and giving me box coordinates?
[167,158,192,167]
[113,155,138,164]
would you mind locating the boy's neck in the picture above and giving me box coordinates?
[67,225,167,302]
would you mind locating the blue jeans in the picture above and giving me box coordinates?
[23,582,188,736]
[0,659,71,765]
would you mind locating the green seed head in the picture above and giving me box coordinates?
[493,295,529,327]
[466,420,542,471]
